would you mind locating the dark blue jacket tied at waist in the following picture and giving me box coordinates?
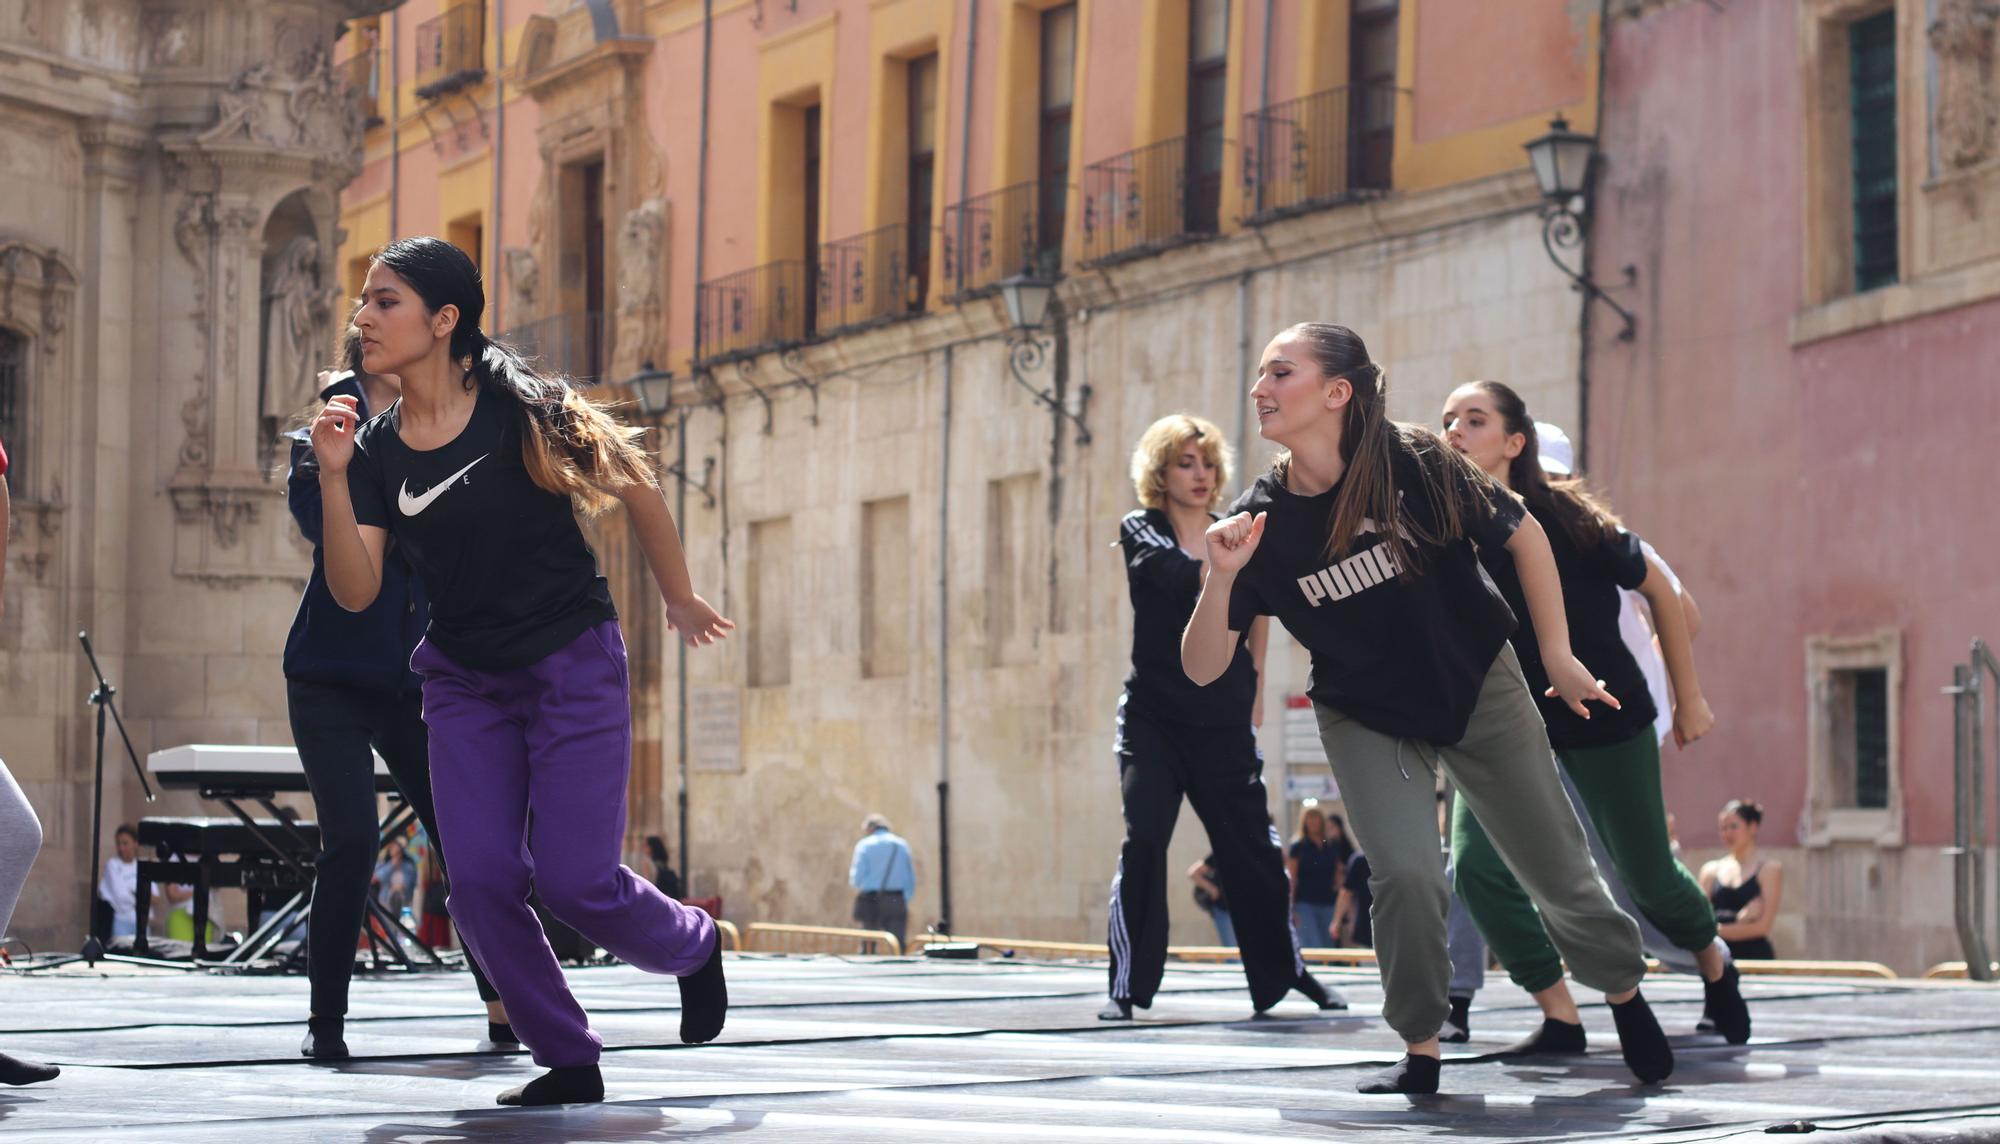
[282,373,428,696]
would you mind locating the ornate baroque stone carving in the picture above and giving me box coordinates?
[140,7,205,69]
[1931,0,2000,171]
[504,246,539,324]
[195,53,367,170]
[260,235,328,420]
[617,198,666,316]
[0,240,77,352]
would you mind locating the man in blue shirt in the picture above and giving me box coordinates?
[849,814,916,951]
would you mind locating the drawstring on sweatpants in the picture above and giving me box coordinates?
[1392,738,1441,782]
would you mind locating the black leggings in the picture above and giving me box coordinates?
[288,678,498,1017]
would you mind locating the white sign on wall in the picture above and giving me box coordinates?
[689,685,742,773]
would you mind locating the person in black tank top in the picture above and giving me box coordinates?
[1439,381,1752,1048]
[1701,800,1782,960]
[1100,414,1346,1021]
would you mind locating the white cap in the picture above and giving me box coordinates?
[1536,421,1574,476]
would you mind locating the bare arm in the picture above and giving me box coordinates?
[0,471,9,617]
[1717,863,1783,941]
[1187,860,1222,900]
[310,395,389,612]
[1332,887,1353,942]
[1639,551,1714,747]
[1506,513,1619,717]
[612,480,734,646]
[1183,512,1265,685]
[1680,585,1703,640]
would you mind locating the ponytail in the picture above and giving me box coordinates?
[467,336,656,516]
[1466,379,1622,549]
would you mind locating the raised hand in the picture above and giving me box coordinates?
[1204,511,1266,576]
[666,593,736,647]
[1542,652,1621,719]
[311,394,361,475]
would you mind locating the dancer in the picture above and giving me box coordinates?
[1184,325,1666,1094]
[285,334,512,1059]
[1701,800,1782,960]
[1102,413,1346,1022]
[311,237,732,1107]
[0,434,59,1087]
[1438,381,1750,1048]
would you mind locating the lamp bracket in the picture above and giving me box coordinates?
[778,346,820,427]
[1005,331,1091,446]
[1540,204,1638,342]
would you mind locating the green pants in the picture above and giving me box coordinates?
[1314,645,1645,1043]
[1455,725,1718,992]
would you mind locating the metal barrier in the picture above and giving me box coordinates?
[1242,84,1394,223]
[696,260,807,365]
[1734,959,1898,980]
[942,180,1049,300]
[714,918,741,952]
[816,225,913,337]
[1948,639,2000,981]
[745,922,902,957]
[1079,134,1225,267]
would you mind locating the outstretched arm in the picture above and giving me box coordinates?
[1506,513,1619,718]
[614,480,734,646]
[1639,551,1714,748]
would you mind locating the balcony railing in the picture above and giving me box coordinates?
[816,225,915,337]
[500,311,611,384]
[1242,85,1395,223]
[339,47,382,127]
[696,261,807,365]
[414,5,486,99]
[942,181,1053,300]
[1079,133,1225,268]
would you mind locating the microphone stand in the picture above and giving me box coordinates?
[77,631,153,964]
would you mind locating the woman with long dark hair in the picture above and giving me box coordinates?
[310,236,732,1107]
[1437,379,1750,1050]
[1183,324,1666,1094]
[1701,799,1782,960]
[285,329,509,1059]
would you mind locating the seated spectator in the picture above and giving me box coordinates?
[1699,799,1782,960]
[1188,853,1234,948]
[96,824,144,943]
[373,837,419,916]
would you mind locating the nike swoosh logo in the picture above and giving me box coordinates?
[397,455,487,516]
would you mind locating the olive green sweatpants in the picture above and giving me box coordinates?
[1313,644,1645,1043]
[1454,724,1719,992]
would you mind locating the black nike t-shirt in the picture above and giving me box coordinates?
[346,386,616,671]
[1119,508,1258,726]
[1478,503,1657,749]
[1224,443,1523,745]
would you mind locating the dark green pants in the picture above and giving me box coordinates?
[1454,725,1719,993]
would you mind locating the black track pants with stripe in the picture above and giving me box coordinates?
[1106,697,1305,1011]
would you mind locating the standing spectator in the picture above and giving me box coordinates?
[646,835,683,900]
[1188,854,1234,947]
[373,838,419,915]
[1286,806,1348,947]
[1700,800,1781,960]
[1334,851,1374,949]
[849,814,915,951]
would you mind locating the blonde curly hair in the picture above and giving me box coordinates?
[1130,413,1231,510]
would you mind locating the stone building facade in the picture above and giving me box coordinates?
[0,0,395,951]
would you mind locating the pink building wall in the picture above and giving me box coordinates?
[1589,0,1997,853]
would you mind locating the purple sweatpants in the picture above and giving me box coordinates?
[413,620,716,1068]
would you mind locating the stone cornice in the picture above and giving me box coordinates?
[517,35,654,100]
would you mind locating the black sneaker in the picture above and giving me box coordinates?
[1702,962,1752,1044]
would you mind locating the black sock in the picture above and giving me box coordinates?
[300,1017,349,1060]
[486,1021,519,1045]
[1610,992,1675,1084]
[1098,998,1133,1021]
[1702,961,1751,1044]
[1295,972,1349,1011]
[1358,1053,1440,1095]
[496,1064,604,1107]
[0,1050,59,1086]
[1500,1017,1587,1056]
[1441,995,1472,1043]
[678,936,728,1044]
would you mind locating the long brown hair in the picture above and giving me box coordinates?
[1463,379,1622,550]
[1274,323,1499,570]
[372,237,655,515]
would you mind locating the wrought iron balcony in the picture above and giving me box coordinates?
[499,310,611,384]
[816,225,917,337]
[1242,85,1395,223]
[414,5,486,100]
[339,46,383,127]
[1079,133,1225,268]
[696,260,807,365]
[942,180,1056,301]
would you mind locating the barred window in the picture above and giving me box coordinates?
[0,328,23,486]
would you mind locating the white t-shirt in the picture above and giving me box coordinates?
[98,855,139,932]
[1616,539,1680,745]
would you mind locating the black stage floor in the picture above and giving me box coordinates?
[3,954,1998,1142]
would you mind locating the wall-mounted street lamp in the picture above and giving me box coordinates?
[620,363,716,508]
[996,272,1091,445]
[1524,115,1637,342]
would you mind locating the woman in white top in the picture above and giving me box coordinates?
[97,824,142,941]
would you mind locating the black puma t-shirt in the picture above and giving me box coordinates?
[1119,508,1258,726]
[346,386,616,671]
[1224,444,1523,745]
[1478,503,1657,749]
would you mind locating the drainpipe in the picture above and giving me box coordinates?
[1255,0,1272,217]
[1235,273,1251,494]
[954,0,978,295]
[937,344,954,935]
[1575,0,1612,472]
[389,7,401,238]
[680,0,714,897]
[490,0,505,329]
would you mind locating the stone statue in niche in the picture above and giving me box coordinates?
[617,197,666,315]
[260,236,329,425]
[505,246,539,324]
[1931,0,2000,171]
